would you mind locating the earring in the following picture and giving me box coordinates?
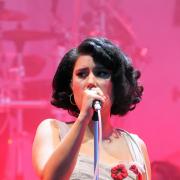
[69,94,76,105]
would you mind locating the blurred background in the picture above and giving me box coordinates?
[0,0,180,179]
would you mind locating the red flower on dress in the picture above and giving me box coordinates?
[130,164,142,180]
[111,164,128,180]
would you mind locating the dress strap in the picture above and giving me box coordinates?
[117,128,149,180]
[118,129,144,163]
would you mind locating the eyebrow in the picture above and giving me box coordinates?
[75,64,110,72]
[94,65,111,72]
[74,67,89,72]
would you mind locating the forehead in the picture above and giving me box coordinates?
[74,55,104,70]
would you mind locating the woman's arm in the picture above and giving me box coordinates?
[32,114,91,180]
[32,87,106,180]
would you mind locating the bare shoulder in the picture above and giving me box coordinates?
[36,118,60,134]
[32,118,61,151]
[32,119,61,176]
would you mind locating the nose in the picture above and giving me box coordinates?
[86,72,97,89]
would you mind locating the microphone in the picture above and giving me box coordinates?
[93,100,102,111]
[86,88,102,111]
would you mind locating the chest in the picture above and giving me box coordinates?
[79,134,133,165]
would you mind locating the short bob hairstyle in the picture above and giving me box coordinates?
[51,37,143,117]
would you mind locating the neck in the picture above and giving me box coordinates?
[86,111,113,141]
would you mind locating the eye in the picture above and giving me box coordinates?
[94,69,111,79]
[76,70,88,78]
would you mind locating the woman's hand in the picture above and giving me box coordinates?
[78,87,106,121]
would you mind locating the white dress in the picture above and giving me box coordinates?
[59,121,148,180]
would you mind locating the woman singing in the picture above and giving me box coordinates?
[32,37,151,180]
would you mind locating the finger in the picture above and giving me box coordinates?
[87,87,105,98]
[84,89,106,102]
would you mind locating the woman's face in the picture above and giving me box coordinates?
[71,55,113,111]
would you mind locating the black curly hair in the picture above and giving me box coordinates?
[51,37,143,117]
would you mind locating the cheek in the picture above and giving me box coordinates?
[71,80,83,108]
[105,81,113,96]
[72,78,83,93]
[102,81,113,105]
